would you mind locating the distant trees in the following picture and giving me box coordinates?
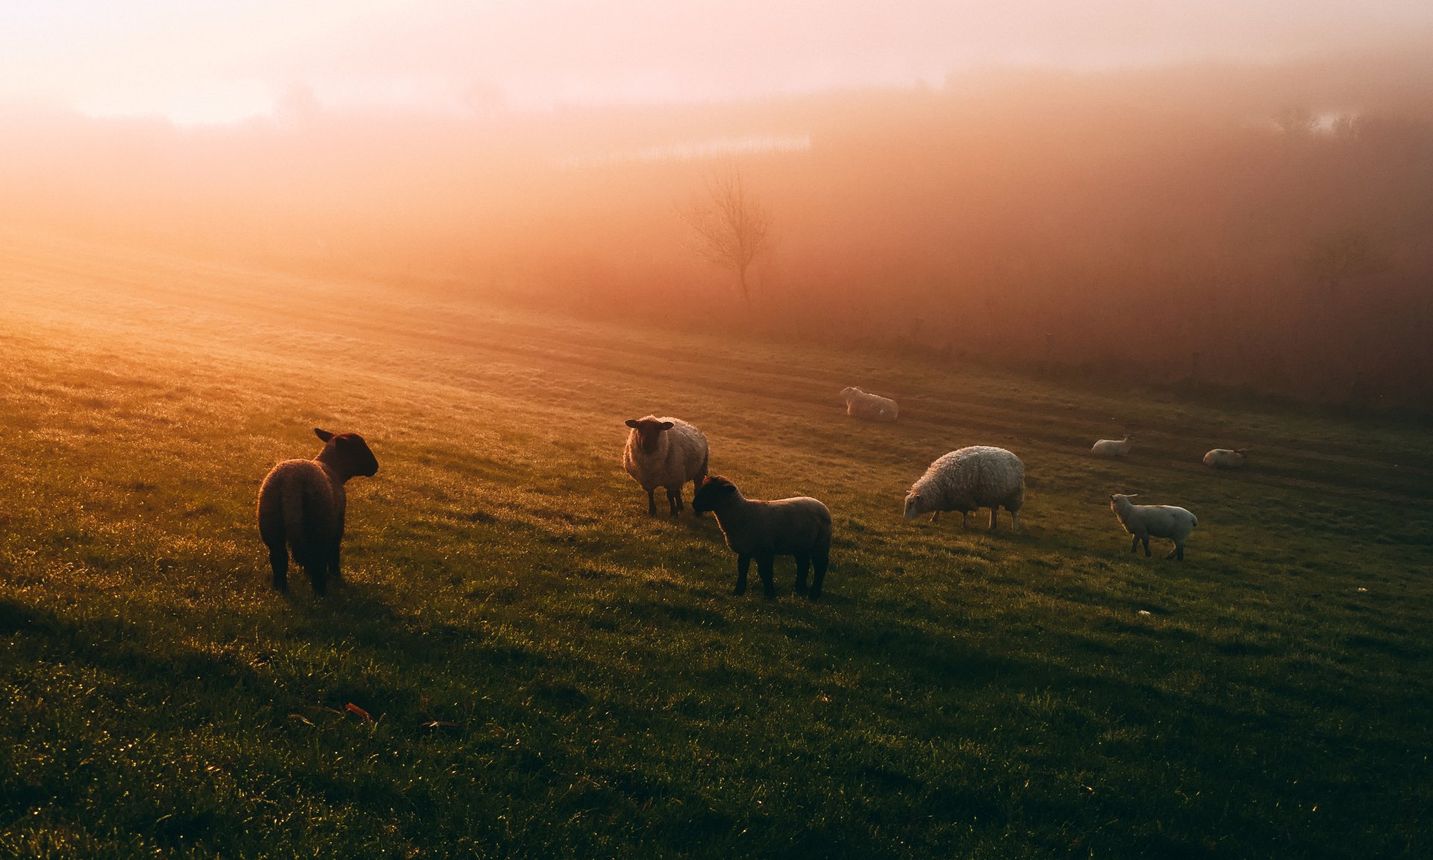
[684,168,771,305]
[1303,231,1381,294]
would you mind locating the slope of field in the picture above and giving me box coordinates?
[1,231,1430,857]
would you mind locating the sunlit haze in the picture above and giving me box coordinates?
[4,0,1433,122]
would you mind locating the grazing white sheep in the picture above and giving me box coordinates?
[622,415,709,516]
[904,446,1025,530]
[1203,448,1248,469]
[691,475,832,600]
[1108,493,1197,560]
[840,386,899,422]
[1091,435,1132,458]
[257,428,379,595]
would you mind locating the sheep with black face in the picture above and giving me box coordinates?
[622,415,709,516]
[257,428,379,595]
[691,475,832,601]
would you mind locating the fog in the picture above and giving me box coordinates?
[3,7,1433,409]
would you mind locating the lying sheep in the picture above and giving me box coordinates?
[257,428,379,595]
[1091,435,1132,458]
[1203,448,1248,469]
[691,475,832,600]
[904,446,1025,530]
[622,415,709,516]
[840,387,899,422]
[1109,493,1197,560]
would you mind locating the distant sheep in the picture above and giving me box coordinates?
[840,387,899,422]
[1091,435,1132,458]
[1109,493,1197,560]
[904,446,1025,530]
[622,415,709,516]
[691,475,832,600]
[257,428,379,595]
[1203,448,1248,469]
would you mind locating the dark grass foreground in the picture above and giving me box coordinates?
[1,235,1430,857]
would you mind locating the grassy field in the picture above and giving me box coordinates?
[1,230,1431,858]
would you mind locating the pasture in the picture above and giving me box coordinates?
[1,231,1430,857]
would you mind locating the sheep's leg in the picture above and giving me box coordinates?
[646,488,657,516]
[961,511,970,528]
[1168,542,1184,561]
[794,554,810,595]
[1142,535,1152,557]
[930,511,941,524]
[1011,510,1020,532]
[1129,535,1140,554]
[757,556,776,599]
[305,561,327,597]
[667,488,681,517]
[267,543,289,592]
[989,507,999,530]
[810,550,828,601]
[734,554,750,595]
[329,543,344,587]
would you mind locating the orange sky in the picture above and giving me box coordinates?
[4,0,1432,124]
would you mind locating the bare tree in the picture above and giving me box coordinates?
[685,168,771,305]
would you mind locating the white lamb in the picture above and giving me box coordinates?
[1090,435,1132,458]
[840,387,899,422]
[1108,493,1197,560]
[903,446,1025,530]
[1203,448,1248,469]
[622,415,710,516]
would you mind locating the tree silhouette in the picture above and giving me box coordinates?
[685,168,771,305]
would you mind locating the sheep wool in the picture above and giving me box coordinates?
[904,445,1025,530]
[1091,435,1132,458]
[1203,448,1248,469]
[622,415,710,516]
[1109,493,1197,560]
[257,428,379,595]
[691,475,832,600]
[840,386,899,422]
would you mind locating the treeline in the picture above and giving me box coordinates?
[3,40,1432,410]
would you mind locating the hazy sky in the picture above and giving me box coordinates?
[4,0,1431,123]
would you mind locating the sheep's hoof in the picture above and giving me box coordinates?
[732,586,746,596]
[807,590,822,602]
[794,584,808,595]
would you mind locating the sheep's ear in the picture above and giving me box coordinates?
[314,428,334,442]
[658,421,674,431]
[625,419,639,429]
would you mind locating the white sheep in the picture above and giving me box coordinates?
[1203,448,1248,469]
[1108,493,1197,560]
[691,475,832,600]
[257,428,379,595]
[840,386,899,422]
[1090,435,1132,458]
[903,446,1025,530]
[622,415,709,516]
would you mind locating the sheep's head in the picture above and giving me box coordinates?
[315,427,379,478]
[625,417,674,453]
[840,387,860,400]
[691,475,739,513]
[903,491,930,520]
[1109,493,1137,512]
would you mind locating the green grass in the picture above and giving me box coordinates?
[1,231,1431,857]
